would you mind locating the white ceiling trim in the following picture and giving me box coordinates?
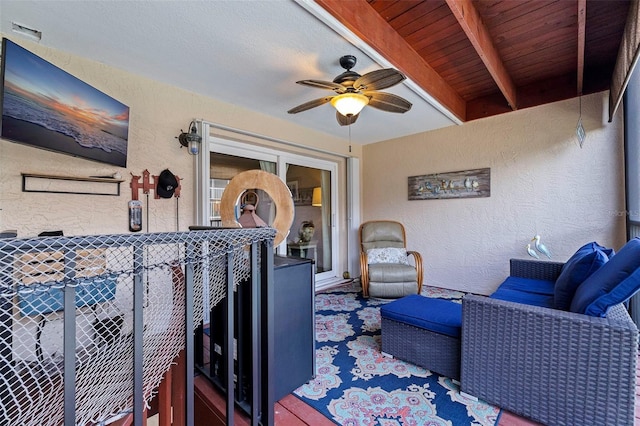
[201,119,352,159]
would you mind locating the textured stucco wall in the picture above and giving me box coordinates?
[0,35,355,238]
[0,37,627,293]
[362,92,625,295]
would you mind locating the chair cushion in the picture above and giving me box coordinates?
[367,247,409,265]
[368,263,417,283]
[361,221,405,252]
[380,294,462,337]
[490,287,554,308]
[570,238,640,317]
[554,242,613,311]
[369,281,418,299]
[496,276,555,296]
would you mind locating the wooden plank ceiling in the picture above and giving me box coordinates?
[315,0,630,122]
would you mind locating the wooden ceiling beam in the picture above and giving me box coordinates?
[467,72,579,121]
[313,0,467,122]
[445,0,518,110]
[577,0,586,95]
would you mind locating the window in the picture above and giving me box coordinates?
[625,66,640,238]
[624,66,640,324]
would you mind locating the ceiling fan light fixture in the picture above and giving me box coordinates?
[288,56,408,125]
[330,93,369,117]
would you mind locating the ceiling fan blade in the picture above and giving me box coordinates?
[365,91,412,113]
[336,111,359,126]
[287,96,334,114]
[296,79,346,93]
[354,69,406,91]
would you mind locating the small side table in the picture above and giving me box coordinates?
[287,241,317,268]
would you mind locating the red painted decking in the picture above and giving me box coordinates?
[192,293,640,425]
[193,352,640,425]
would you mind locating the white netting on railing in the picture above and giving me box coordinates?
[0,228,276,426]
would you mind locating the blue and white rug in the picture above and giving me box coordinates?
[294,282,501,425]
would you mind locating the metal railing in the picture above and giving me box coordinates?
[0,228,276,426]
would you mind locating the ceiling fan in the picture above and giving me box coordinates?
[287,55,412,126]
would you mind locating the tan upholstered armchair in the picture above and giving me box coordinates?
[359,220,423,298]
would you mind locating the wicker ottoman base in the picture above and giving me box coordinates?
[381,316,461,380]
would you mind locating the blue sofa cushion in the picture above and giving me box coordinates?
[490,287,554,308]
[570,238,640,317]
[380,294,462,338]
[496,276,555,296]
[554,242,613,311]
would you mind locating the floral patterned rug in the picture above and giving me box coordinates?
[293,282,501,425]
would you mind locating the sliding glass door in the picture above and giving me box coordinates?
[201,136,338,283]
[283,159,336,281]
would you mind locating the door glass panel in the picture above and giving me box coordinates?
[204,141,338,282]
[209,152,276,227]
[286,165,332,274]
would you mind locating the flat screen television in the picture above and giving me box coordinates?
[0,38,129,167]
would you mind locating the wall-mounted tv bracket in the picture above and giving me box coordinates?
[129,169,182,200]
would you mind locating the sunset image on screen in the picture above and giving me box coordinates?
[1,38,129,167]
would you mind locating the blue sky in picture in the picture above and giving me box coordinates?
[2,38,129,154]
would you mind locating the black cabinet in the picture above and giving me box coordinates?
[206,255,314,411]
[272,255,315,399]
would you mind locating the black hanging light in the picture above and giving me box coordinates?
[176,120,202,155]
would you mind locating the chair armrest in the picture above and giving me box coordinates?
[359,252,370,297]
[406,250,423,293]
[509,258,564,281]
[461,294,638,426]
[360,250,423,297]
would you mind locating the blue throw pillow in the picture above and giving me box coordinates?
[570,238,640,316]
[554,242,612,310]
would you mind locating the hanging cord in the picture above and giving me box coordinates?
[176,197,179,232]
[35,316,46,363]
[576,95,586,148]
[578,96,582,125]
[175,196,180,264]
[145,192,150,233]
[348,124,352,153]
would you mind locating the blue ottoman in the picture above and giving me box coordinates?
[380,294,462,380]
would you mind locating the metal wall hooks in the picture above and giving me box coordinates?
[129,169,182,200]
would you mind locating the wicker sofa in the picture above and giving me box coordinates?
[461,257,639,426]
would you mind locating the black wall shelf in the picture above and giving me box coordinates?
[21,173,124,196]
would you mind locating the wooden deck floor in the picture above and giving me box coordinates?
[195,290,640,426]
[194,326,640,425]
[275,356,640,426]
[277,394,541,425]
[193,349,640,426]
[195,374,542,425]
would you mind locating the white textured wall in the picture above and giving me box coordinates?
[0,37,627,294]
[0,36,354,238]
[363,92,626,295]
